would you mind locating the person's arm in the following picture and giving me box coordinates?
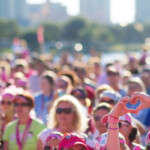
[36,138,44,150]
[3,141,8,150]
[106,96,137,150]
[107,117,120,150]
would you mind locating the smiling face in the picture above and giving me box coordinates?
[56,101,75,128]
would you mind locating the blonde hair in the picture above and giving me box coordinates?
[47,95,89,133]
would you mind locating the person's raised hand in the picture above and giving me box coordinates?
[130,92,150,112]
[110,96,137,118]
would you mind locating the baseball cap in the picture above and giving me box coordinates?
[100,90,122,102]
[44,132,63,150]
[119,113,132,125]
[45,132,63,143]
[58,133,89,150]
[95,132,126,150]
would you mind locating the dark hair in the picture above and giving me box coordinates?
[42,71,56,85]
[43,75,54,85]
[71,87,87,99]
[128,127,137,142]
[92,102,113,115]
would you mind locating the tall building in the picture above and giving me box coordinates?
[80,0,110,24]
[0,0,14,19]
[50,3,68,22]
[29,0,69,26]
[0,0,29,26]
[136,0,150,23]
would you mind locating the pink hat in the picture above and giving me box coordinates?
[45,132,63,143]
[44,132,63,150]
[119,114,132,125]
[95,132,126,150]
[2,85,18,100]
[58,133,89,150]
[146,131,150,144]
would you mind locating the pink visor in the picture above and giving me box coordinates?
[58,133,89,150]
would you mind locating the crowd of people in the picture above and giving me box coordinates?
[0,48,150,150]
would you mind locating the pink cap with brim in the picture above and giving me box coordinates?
[119,113,132,125]
[58,133,89,150]
[1,86,17,101]
[45,132,63,143]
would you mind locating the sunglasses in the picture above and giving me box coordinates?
[121,121,131,126]
[106,122,122,128]
[14,102,30,107]
[107,72,119,76]
[1,101,12,105]
[101,100,115,104]
[56,108,73,114]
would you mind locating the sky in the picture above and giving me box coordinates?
[26,0,135,24]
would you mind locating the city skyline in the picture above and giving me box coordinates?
[26,0,135,24]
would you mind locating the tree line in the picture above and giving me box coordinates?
[0,17,150,52]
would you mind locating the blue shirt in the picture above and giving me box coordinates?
[34,92,54,125]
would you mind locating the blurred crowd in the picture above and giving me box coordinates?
[0,46,150,150]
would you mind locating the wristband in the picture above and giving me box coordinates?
[109,114,119,120]
[108,127,119,130]
[107,118,119,123]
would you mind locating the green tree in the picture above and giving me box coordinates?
[22,30,39,52]
[0,19,21,39]
[42,22,62,41]
[62,17,87,40]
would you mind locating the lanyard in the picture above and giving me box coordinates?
[16,118,32,150]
